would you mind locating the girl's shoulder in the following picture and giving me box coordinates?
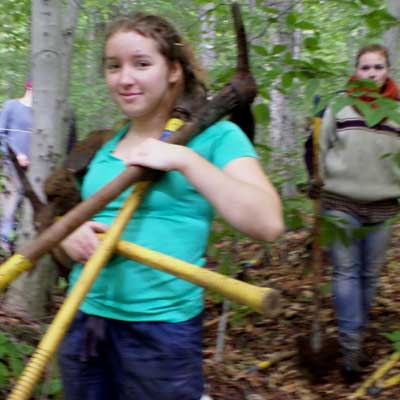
[203,119,244,134]
[190,120,257,166]
[197,120,248,143]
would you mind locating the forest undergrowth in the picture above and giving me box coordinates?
[0,222,399,399]
[202,222,400,400]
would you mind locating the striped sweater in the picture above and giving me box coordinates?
[319,105,400,203]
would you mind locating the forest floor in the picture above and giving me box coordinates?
[0,221,399,399]
[202,223,400,400]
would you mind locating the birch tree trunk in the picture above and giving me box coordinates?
[383,0,400,72]
[198,3,217,70]
[267,0,297,198]
[3,0,79,319]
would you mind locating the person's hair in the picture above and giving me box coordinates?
[355,44,390,67]
[103,13,206,101]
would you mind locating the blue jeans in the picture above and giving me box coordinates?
[58,311,204,400]
[324,210,391,353]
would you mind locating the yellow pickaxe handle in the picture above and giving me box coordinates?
[380,372,400,389]
[350,351,400,399]
[105,236,281,318]
[0,255,34,291]
[7,180,151,400]
[8,118,184,400]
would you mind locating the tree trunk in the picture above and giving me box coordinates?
[384,0,400,70]
[198,3,217,70]
[3,0,79,319]
[60,0,80,150]
[266,0,297,198]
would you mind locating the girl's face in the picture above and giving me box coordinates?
[104,31,181,120]
[355,51,389,89]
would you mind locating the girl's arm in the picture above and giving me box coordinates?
[127,138,284,242]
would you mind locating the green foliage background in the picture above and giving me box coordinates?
[0,0,399,396]
[0,0,397,136]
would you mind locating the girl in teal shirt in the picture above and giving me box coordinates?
[58,12,283,400]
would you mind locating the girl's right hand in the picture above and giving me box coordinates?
[60,221,109,263]
[17,153,30,167]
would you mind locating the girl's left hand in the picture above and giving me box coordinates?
[126,138,190,171]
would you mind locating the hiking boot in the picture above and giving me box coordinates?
[340,350,364,385]
[358,350,372,368]
[340,364,362,384]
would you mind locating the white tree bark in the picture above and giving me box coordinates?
[198,3,217,70]
[3,0,79,319]
[383,0,400,72]
[267,0,297,198]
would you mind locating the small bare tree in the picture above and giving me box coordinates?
[3,0,80,319]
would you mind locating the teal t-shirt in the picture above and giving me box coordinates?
[69,120,257,322]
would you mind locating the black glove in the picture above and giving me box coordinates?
[307,179,324,199]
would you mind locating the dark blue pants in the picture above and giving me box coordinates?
[58,311,204,400]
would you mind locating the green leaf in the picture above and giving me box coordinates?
[0,362,8,387]
[252,45,269,57]
[386,110,400,125]
[45,377,63,396]
[346,79,378,90]
[284,206,305,230]
[8,351,23,376]
[281,72,294,89]
[364,108,390,127]
[304,36,319,50]
[305,79,320,105]
[286,11,298,29]
[364,10,398,31]
[254,143,272,154]
[271,44,287,55]
[382,331,400,343]
[253,103,270,125]
[320,214,350,247]
[295,21,317,30]
[330,95,353,115]
[359,0,381,6]
[260,4,280,15]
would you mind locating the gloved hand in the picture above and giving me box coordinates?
[307,179,324,199]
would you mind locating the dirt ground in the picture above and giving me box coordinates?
[202,225,400,400]
[0,223,399,399]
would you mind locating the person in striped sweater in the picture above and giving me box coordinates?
[319,44,400,384]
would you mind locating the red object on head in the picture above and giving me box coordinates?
[25,80,32,90]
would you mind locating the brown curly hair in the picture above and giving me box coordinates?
[103,13,206,100]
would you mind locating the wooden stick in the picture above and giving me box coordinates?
[311,116,323,352]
